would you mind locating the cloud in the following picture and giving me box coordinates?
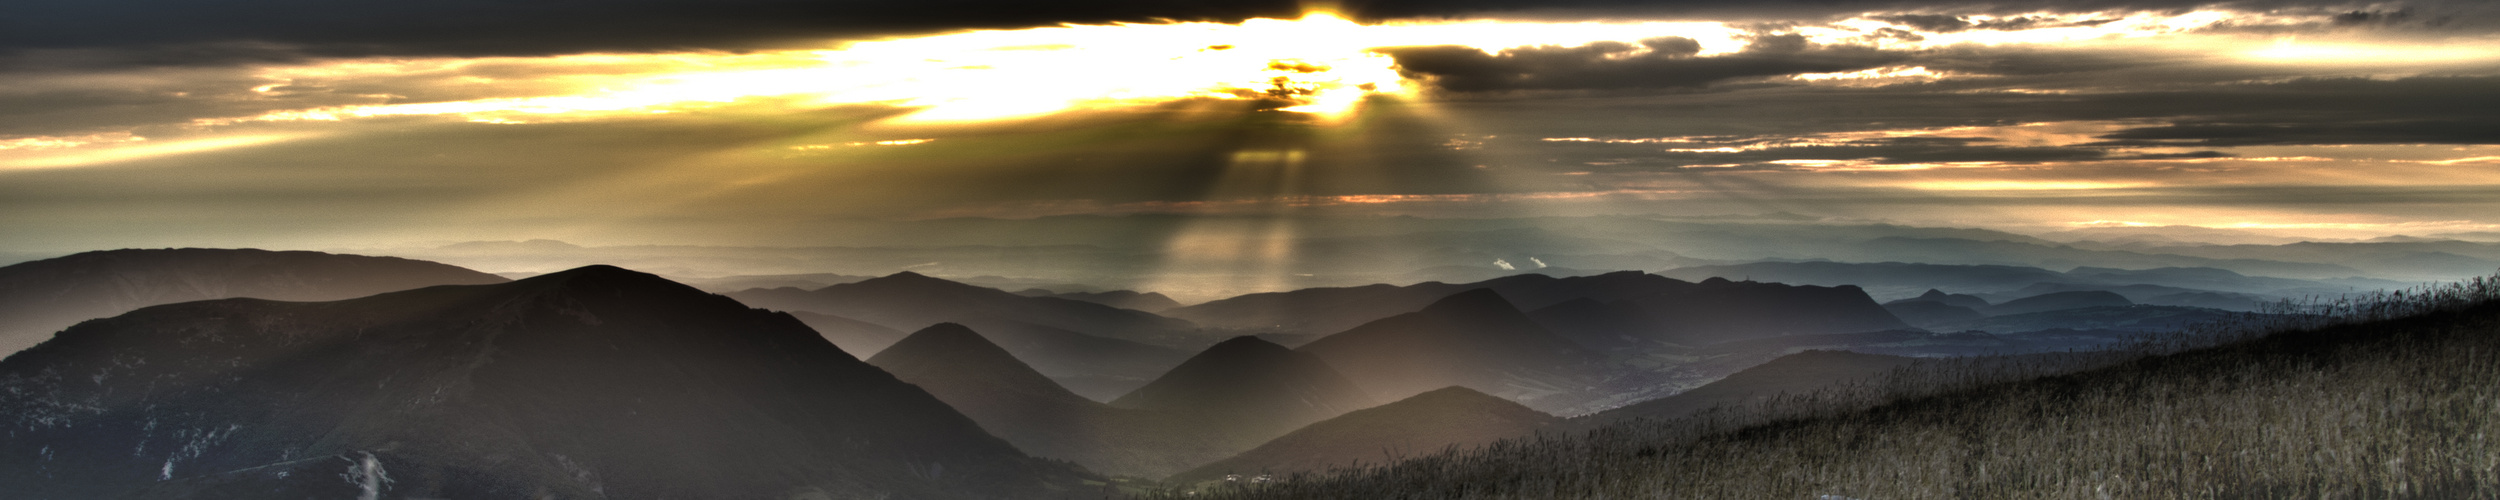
[0,0,1306,64]
[1869,14,2115,32]
[1531,132,2232,171]
[1374,35,1908,92]
[1338,0,2500,24]
[2094,119,2500,146]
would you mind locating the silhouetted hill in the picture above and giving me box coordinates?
[1883,301,1985,328]
[1985,290,2134,316]
[1296,289,1601,408]
[787,310,909,357]
[1526,298,1663,350]
[1114,336,1378,441]
[673,272,868,293]
[1170,386,1558,484]
[1662,261,2367,301]
[1019,289,1185,312]
[1661,261,2070,299]
[1577,350,1920,428]
[1885,289,1992,309]
[1167,272,1688,335]
[0,248,507,357]
[2143,291,2270,311]
[1934,305,2246,334]
[2060,266,2323,294]
[872,323,1090,404]
[1174,272,1902,347]
[1969,280,2272,310]
[1636,279,1908,344]
[0,266,1088,499]
[870,324,1264,478]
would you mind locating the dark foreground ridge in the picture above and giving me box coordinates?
[0,265,1095,499]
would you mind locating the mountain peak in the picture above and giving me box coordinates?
[874,322,998,357]
[1109,335,1374,433]
[1201,334,1291,357]
[509,264,707,299]
[841,271,998,296]
[1919,289,1950,299]
[869,323,1085,403]
[1403,385,1514,407]
[1166,384,1555,484]
[537,263,639,278]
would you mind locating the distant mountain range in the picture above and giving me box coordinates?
[341,215,2493,303]
[1659,261,2388,304]
[1170,271,1907,343]
[1017,288,1185,312]
[0,248,508,357]
[0,266,1092,498]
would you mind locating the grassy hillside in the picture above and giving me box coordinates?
[1149,276,2500,499]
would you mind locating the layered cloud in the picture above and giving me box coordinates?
[1,1,2498,250]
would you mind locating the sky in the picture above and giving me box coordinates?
[3,0,2498,254]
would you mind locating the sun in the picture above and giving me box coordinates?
[828,10,1411,122]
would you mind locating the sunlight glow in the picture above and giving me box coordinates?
[1905,180,2154,191]
[0,134,309,170]
[150,8,2356,131]
[2246,37,2500,64]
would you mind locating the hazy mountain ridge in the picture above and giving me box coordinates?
[1173,271,1907,344]
[728,272,1206,398]
[1574,350,1921,428]
[0,265,1092,498]
[786,309,911,356]
[868,324,1253,478]
[345,216,2475,304]
[748,271,1199,343]
[1154,279,2500,499]
[1982,290,2133,316]
[1114,336,1380,441]
[1018,288,1186,313]
[1664,261,2372,304]
[1295,289,1604,411]
[1169,386,1558,485]
[872,326,1384,478]
[0,248,509,357]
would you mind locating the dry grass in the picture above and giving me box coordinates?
[1145,275,2500,499]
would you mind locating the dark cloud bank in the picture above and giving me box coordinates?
[1373,35,1908,92]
